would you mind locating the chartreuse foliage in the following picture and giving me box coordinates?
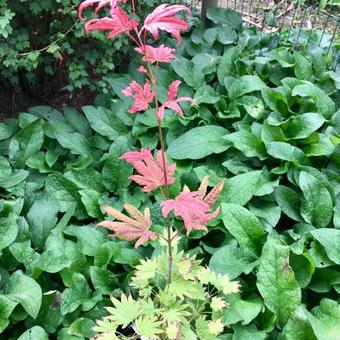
[0,4,339,340]
[94,244,239,339]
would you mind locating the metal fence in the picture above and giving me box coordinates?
[187,0,340,69]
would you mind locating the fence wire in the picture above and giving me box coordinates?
[187,0,340,69]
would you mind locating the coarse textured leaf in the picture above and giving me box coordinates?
[310,229,340,264]
[83,106,127,140]
[17,326,49,340]
[167,126,230,160]
[209,241,258,279]
[219,171,261,206]
[275,186,302,222]
[228,75,267,99]
[221,203,266,255]
[0,213,18,251]
[307,299,340,340]
[282,306,316,340]
[27,193,59,249]
[292,82,335,118]
[5,271,42,318]
[266,142,305,162]
[299,171,333,228]
[256,238,301,327]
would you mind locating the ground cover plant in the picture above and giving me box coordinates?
[0,1,339,339]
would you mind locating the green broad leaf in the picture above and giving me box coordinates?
[64,107,91,137]
[90,266,118,295]
[266,142,305,162]
[5,271,42,318]
[64,225,108,257]
[228,75,267,99]
[171,56,205,89]
[102,153,132,195]
[69,318,96,338]
[79,189,102,218]
[28,106,64,121]
[309,268,340,293]
[232,324,267,340]
[17,326,48,340]
[8,119,44,168]
[206,8,242,28]
[27,193,59,249]
[0,169,29,189]
[61,273,100,315]
[167,126,230,160]
[275,186,302,222]
[282,112,325,139]
[290,252,315,288]
[256,238,301,327]
[219,171,261,206]
[0,122,14,140]
[0,213,18,251]
[45,173,85,219]
[221,203,266,255]
[261,87,289,116]
[9,241,40,272]
[64,168,105,192]
[194,85,220,104]
[299,171,333,228]
[237,96,265,119]
[83,106,127,140]
[35,235,73,273]
[0,295,18,333]
[209,241,258,279]
[224,294,263,325]
[307,299,340,340]
[292,82,335,118]
[218,27,237,44]
[217,47,240,85]
[224,130,266,160]
[282,306,316,340]
[302,133,335,156]
[294,53,313,81]
[53,126,91,155]
[310,229,340,264]
[248,201,281,230]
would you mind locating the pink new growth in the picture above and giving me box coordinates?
[143,4,191,45]
[98,205,157,247]
[161,192,211,235]
[157,80,194,120]
[85,7,138,38]
[122,80,155,113]
[135,45,176,64]
[78,0,127,19]
[121,149,176,192]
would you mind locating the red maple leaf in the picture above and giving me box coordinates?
[98,204,157,247]
[122,80,155,113]
[78,0,127,19]
[157,80,194,120]
[143,4,191,45]
[120,149,176,192]
[85,6,138,39]
[135,44,176,64]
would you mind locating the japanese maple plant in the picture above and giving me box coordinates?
[79,1,239,338]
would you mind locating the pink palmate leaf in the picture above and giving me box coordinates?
[78,0,127,19]
[135,44,176,64]
[143,4,191,45]
[161,191,210,235]
[161,178,224,236]
[85,6,138,39]
[120,149,176,192]
[122,80,155,113]
[98,204,157,247]
[157,80,194,119]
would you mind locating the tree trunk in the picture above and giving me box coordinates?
[201,0,219,20]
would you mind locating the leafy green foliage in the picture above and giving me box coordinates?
[0,4,338,339]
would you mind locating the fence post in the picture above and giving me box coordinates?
[201,0,219,20]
